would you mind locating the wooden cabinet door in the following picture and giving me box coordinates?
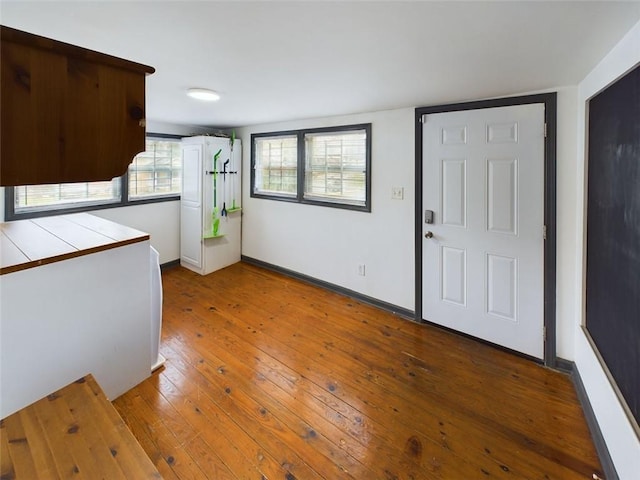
[1,26,154,186]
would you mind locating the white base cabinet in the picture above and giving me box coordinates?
[180,136,241,275]
[0,214,152,418]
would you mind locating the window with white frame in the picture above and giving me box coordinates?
[5,134,182,221]
[251,124,371,211]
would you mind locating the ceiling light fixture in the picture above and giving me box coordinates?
[187,88,220,101]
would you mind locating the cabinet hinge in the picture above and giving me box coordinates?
[543,225,547,240]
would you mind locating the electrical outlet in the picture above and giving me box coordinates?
[391,186,404,200]
[358,264,366,276]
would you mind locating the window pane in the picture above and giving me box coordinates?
[14,179,121,212]
[129,138,182,199]
[254,135,298,197]
[304,130,367,206]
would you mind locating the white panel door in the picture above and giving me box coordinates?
[181,144,202,268]
[182,144,202,205]
[422,104,545,359]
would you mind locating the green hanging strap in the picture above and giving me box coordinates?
[211,148,222,236]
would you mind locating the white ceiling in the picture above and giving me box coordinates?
[2,1,639,129]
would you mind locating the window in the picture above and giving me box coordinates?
[13,180,122,214]
[251,124,371,212]
[129,138,182,199]
[253,134,298,198]
[304,130,368,206]
[5,134,182,220]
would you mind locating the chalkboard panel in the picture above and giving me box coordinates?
[586,64,640,433]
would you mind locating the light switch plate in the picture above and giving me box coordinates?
[392,186,404,200]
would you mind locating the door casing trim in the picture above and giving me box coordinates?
[414,93,557,367]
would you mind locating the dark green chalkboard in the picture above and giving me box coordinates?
[586,64,640,431]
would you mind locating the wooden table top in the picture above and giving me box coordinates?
[0,213,149,275]
[0,374,161,479]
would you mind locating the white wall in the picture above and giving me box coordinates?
[554,86,579,360]
[573,19,640,479]
[239,108,416,310]
[92,201,180,265]
[239,92,581,358]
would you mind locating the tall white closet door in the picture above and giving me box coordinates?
[181,144,202,268]
[180,136,242,275]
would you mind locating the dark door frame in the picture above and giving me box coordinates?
[414,93,558,367]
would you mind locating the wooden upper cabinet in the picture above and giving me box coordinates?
[0,26,155,186]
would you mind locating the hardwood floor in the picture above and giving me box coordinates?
[113,262,603,479]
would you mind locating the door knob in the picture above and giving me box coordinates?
[425,231,434,239]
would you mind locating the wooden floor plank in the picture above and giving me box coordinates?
[187,294,574,478]
[228,293,594,477]
[112,391,181,480]
[161,304,460,479]
[155,364,298,480]
[121,388,208,479]
[161,325,381,479]
[183,434,239,480]
[160,350,327,480]
[135,376,263,480]
[113,263,604,480]
[219,264,600,469]
[163,268,587,478]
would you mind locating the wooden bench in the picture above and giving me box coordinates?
[0,375,160,479]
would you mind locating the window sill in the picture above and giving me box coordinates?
[5,194,181,222]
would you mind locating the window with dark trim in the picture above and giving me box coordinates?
[4,134,182,221]
[129,136,182,200]
[251,124,371,212]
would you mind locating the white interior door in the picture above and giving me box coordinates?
[422,104,545,359]
[181,144,203,268]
